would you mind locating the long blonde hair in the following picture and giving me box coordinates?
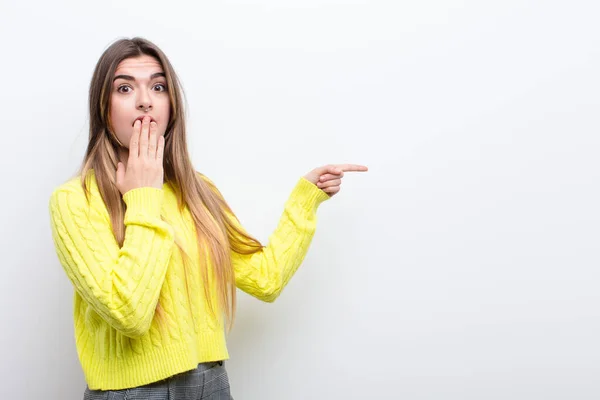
[80,37,262,331]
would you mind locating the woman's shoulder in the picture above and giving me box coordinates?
[196,171,214,186]
[50,170,99,206]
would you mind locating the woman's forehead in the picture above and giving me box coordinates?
[115,55,163,75]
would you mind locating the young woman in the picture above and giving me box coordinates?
[49,37,367,400]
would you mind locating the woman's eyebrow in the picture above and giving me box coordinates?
[113,72,166,82]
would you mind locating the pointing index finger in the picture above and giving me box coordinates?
[335,164,368,173]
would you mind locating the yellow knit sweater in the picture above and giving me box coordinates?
[49,171,329,390]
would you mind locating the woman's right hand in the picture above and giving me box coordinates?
[116,116,165,195]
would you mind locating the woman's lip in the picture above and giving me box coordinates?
[132,116,156,126]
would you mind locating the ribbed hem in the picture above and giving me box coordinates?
[290,177,331,212]
[123,187,164,219]
[82,331,229,390]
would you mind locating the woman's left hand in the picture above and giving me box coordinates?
[304,164,368,197]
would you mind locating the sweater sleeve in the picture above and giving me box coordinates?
[49,185,175,338]
[229,178,330,302]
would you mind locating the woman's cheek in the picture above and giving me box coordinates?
[111,118,132,146]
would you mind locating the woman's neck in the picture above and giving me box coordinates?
[118,148,129,169]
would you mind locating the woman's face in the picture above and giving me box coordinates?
[110,54,171,147]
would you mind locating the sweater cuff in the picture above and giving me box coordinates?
[289,177,331,213]
[123,187,164,219]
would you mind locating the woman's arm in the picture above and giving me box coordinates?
[229,177,330,302]
[49,184,174,338]
[202,163,366,302]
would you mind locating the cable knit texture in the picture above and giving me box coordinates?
[49,171,329,390]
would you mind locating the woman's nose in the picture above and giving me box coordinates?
[138,102,152,111]
[137,92,152,111]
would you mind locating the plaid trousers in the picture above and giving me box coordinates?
[83,361,233,400]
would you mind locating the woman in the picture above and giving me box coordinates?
[49,37,367,399]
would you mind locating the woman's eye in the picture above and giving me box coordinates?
[154,84,167,92]
[117,85,131,93]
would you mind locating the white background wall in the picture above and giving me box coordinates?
[1,0,599,399]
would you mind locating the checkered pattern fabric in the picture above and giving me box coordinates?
[83,361,233,400]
